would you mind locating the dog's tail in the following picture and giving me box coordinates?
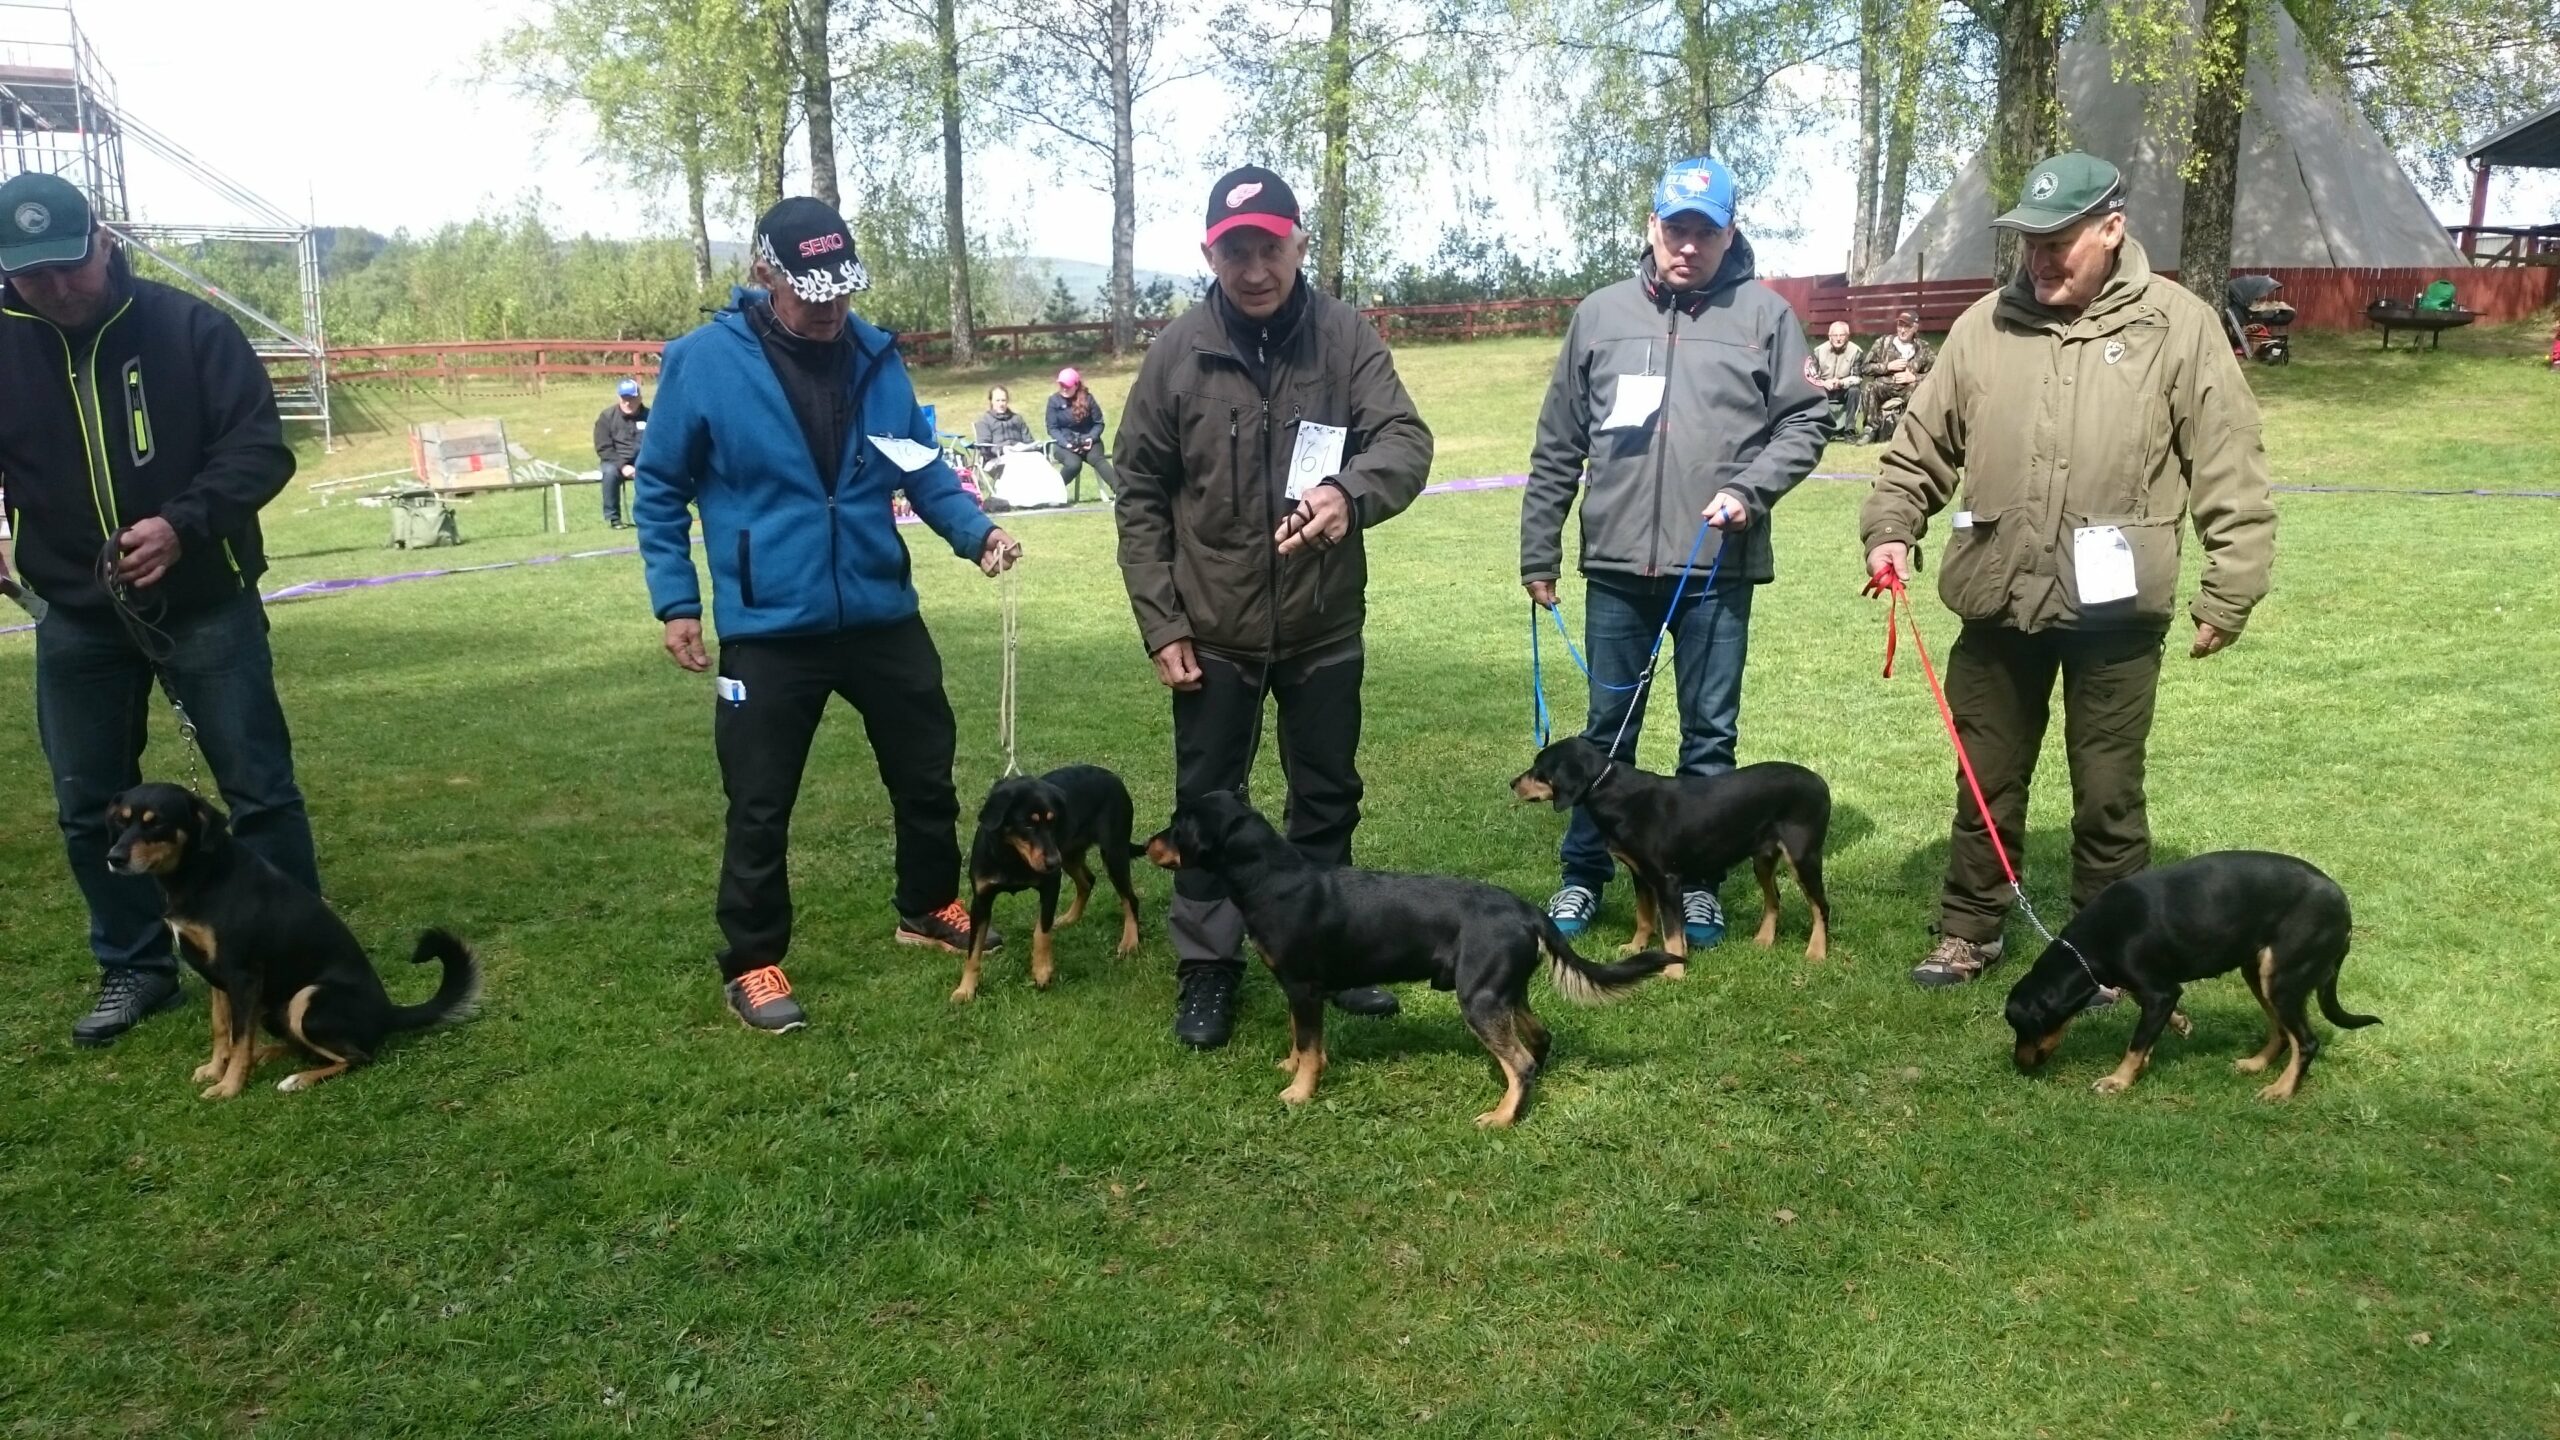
[390,928,482,1030]
[1538,917,1674,1005]
[2317,972,2380,1030]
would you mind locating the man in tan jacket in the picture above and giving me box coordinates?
[1859,151,2277,988]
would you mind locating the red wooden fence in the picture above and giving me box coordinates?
[312,269,2554,389]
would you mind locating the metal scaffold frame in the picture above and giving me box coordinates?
[0,0,329,445]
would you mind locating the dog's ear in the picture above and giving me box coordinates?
[188,793,232,846]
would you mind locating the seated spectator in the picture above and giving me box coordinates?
[1861,311,1934,439]
[973,385,1035,451]
[1802,321,1864,439]
[1046,367,1117,501]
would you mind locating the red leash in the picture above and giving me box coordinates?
[1866,566,2114,995]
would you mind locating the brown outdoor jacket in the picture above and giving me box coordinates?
[1112,283,1434,661]
[1860,238,2276,635]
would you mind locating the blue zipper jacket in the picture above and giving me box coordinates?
[635,290,994,640]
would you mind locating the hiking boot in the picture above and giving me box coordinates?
[1545,884,1601,939]
[724,964,807,1034]
[1330,986,1399,1017]
[71,969,184,1048]
[1173,967,1240,1050]
[1910,934,2005,988]
[1682,891,1727,950]
[896,901,1003,956]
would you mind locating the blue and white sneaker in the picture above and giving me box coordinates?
[1682,891,1727,949]
[1545,884,1601,939]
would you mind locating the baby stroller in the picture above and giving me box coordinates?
[2224,276,2294,365]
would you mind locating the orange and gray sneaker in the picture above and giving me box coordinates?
[895,901,1003,956]
[724,964,807,1033]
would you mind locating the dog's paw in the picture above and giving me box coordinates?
[276,1073,309,1093]
[1277,1085,1315,1106]
[1474,1109,1517,1129]
[198,1080,242,1101]
[189,1060,223,1083]
[2091,1074,2133,1096]
[2255,1080,2298,1103]
[1662,961,1687,981]
[2169,1010,2194,1038]
[948,984,978,1004]
[2232,1055,2272,1075]
[1275,1055,1297,1072]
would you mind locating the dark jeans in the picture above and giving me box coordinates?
[600,461,632,524]
[1560,574,1755,893]
[1824,385,1862,439]
[1168,643,1363,976]
[1938,622,2165,943]
[1056,445,1116,501]
[35,591,319,976]
[712,616,962,979]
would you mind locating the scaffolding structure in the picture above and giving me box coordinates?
[0,1,328,444]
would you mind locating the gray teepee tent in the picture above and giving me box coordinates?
[1872,3,2463,281]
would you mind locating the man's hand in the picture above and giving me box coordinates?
[1866,541,1913,585]
[115,517,182,589]
[2191,622,2233,659]
[664,618,710,672]
[622,463,635,478]
[980,528,1023,577]
[1703,491,1751,531]
[1275,483,1352,556]
[1152,638,1203,692]
[1525,579,1559,609]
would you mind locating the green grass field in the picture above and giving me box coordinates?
[3,320,2557,1437]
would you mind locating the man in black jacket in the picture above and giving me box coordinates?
[0,174,317,1046]
[593,378,649,528]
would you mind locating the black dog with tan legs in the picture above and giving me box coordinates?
[1512,737,1833,969]
[957,765,1144,1002]
[1146,791,1674,1127]
[105,783,479,1099]
[2005,851,2376,1101]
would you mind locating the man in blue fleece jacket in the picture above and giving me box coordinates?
[636,197,1022,1034]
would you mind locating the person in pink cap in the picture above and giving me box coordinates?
[1045,366,1116,501]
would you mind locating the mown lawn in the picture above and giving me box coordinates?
[1,318,2555,1437]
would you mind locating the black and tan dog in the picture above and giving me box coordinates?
[105,783,479,1099]
[1511,737,1832,970]
[956,765,1144,1002]
[2006,851,2376,1101]
[1146,791,1673,1127]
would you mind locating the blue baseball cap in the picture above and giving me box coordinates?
[1652,156,1735,228]
[616,378,641,398]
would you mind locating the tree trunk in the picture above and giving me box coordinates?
[1107,0,1138,353]
[1851,0,1886,279]
[1989,0,2062,279]
[2180,0,2250,308]
[1876,0,1933,269]
[1315,0,1354,297]
[684,141,713,292]
[938,0,976,364]
[799,0,840,209]
[1678,0,1715,155]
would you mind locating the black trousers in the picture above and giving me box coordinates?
[1169,643,1364,975]
[713,617,962,979]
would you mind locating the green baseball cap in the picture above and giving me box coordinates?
[0,172,98,274]
[1991,152,2126,235]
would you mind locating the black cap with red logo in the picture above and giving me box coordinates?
[754,196,870,302]
[1203,166,1301,246]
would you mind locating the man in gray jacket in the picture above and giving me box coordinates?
[1520,155,1827,948]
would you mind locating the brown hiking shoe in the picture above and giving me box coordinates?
[1910,934,2004,989]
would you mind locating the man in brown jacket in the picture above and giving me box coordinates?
[1113,165,1435,1047]
[1859,151,2276,988]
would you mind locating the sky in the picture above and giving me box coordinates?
[52,0,2560,284]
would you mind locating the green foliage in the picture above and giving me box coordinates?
[1374,196,1619,303]
[1037,274,1089,325]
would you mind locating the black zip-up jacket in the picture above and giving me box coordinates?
[1,251,295,615]
[593,401,650,468]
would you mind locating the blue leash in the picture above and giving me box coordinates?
[1530,514,1722,747]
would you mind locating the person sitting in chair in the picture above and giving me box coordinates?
[1046,368,1117,501]
[974,385,1034,452]
[1861,311,1934,441]
[1803,322,1864,440]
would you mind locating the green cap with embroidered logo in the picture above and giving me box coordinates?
[0,172,97,275]
[1991,152,2126,235]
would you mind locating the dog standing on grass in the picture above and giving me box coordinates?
[1146,791,1673,1128]
[106,783,478,1099]
[955,765,1145,1002]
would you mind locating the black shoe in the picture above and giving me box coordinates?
[1173,967,1240,1050]
[72,970,183,1048]
[1330,986,1399,1017]
[896,901,1002,955]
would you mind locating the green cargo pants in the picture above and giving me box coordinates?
[1939,622,2166,943]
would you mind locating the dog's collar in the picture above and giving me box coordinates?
[2057,934,2120,1004]
[1585,763,1617,795]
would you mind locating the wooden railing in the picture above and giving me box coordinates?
[2445,223,2560,266]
